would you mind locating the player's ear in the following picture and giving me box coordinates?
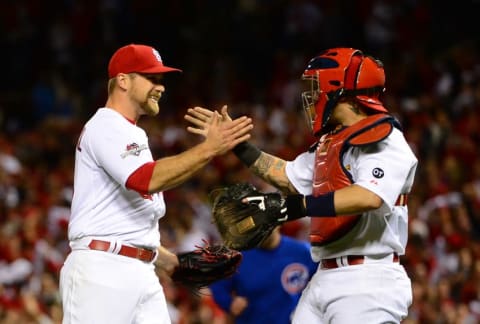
[116,73,130,90]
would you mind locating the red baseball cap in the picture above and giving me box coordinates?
[108,44,182,78]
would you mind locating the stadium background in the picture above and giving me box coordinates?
[1,1,480,323]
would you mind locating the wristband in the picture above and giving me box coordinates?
[285,194,307,220]
[305,192,336,217]
[232,141,262,167]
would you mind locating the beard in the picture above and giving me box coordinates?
[141,96,160,116]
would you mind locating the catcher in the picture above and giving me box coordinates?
[186,48,418,324]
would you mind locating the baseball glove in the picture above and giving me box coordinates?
[210,183,287,250]
[171,241,242,292]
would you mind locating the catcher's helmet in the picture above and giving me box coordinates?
[301,48,387,136]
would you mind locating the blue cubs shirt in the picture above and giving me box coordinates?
[210,235,318,324]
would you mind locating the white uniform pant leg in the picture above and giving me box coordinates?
[60,250,170,324]
[292,263,412,324]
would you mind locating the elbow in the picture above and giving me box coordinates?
[365,194,383,210]
[353,185,383,210]
[147,179,169,194]
[350,189,383,211]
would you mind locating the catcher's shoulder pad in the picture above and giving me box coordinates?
[348,115,395,146]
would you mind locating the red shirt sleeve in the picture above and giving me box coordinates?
[125,162,155,195]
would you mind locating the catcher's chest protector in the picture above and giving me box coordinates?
[310,114,394,245]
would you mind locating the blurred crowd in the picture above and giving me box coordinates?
[1,0,480,323]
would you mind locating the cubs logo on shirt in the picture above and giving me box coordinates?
[281,263,310,295]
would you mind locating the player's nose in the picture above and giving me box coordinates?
[154,84,165,93]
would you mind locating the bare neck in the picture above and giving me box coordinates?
[105,95,140,122]
[332,102,368,128]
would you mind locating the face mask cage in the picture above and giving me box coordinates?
[301,75,320,133]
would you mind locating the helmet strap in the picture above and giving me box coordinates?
[321,86,383,134]
[321,88,345,131]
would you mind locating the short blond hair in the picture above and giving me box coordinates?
[107,77,117,95]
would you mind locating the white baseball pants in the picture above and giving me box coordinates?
[292,262,412,324]
[60,249,170,324]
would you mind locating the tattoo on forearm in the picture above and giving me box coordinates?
[251,154,274,177]
[250,153,296,193]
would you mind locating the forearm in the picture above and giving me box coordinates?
[148,142,214,193]
[249,152,297,194]
[233,142,297,194]
[287,184,383,219]
[155,245,179,275]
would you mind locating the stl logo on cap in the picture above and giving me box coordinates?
[108,44,182,78]
[152,49,162,63]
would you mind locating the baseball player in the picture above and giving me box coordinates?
[59,43,253,324]
[186,48,418,323]
[209,227,317,324]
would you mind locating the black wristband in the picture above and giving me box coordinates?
[285,194,307,221]
[232,141,262,167]
[305,192,336,217]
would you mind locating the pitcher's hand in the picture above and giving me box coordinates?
[185,105,233,137]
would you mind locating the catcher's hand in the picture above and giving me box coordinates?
[210,183,289,250]
[171,241,242,292]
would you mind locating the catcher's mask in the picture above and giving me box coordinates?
[301,47,387,136]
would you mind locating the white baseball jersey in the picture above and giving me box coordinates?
[285,127,418,261]
[69,108,165,249]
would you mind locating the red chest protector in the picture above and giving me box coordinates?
[310,114,395,246]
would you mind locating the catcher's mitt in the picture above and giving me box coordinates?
[210,183,287,251]
[171,241,242,292]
